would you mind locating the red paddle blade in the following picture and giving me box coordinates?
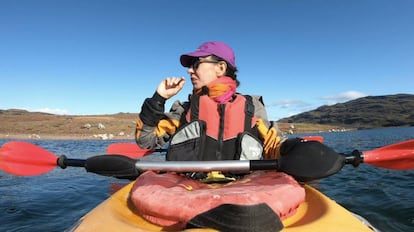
[0,141,58,176]
[106,143,153,158]
[363,139,414,170]
[302,136,324,143]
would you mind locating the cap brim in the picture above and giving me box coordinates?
[180,51,212,67]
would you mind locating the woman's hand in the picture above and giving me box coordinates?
[156,77,185,99]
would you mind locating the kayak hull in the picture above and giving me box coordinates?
[70,180,374,232]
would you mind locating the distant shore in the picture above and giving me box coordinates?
[1,109,355,141]
[0,124,352,141]
[0,133,136,141]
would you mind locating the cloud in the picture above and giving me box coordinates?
[265,91,367,120]
[267,99,311,109]
[266,99,308,108]
[34,108,69,115]
[321,91,367,105]
[266,99,314,120]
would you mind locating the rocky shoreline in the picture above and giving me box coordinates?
[0,109,353,141]
[0,133,136,141]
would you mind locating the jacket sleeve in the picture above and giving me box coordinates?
[251,95,286,159]
[135,92,186,149]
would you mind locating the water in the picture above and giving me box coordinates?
[1,127,413,231]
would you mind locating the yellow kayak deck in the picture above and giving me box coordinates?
[71,182,374,232]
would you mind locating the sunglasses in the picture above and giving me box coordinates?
[190,58,221,70]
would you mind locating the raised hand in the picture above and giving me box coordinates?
[156,77,185,99]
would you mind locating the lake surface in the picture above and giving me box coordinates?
[1,127,413,231]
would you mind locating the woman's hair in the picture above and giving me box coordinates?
[212,55,240,87]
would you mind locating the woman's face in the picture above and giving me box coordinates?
[187,56,226,89]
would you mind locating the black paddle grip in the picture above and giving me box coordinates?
[250,160,279,170]
[57,155,86,169]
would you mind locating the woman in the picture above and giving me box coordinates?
[135,41,284,161]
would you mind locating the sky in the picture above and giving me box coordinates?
[1,0,413,121]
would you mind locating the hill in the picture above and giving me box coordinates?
[0,109,139,140]
[5,93,410,140]
[278,94,414,129]
[0,109,336,140]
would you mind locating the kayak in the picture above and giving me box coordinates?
[68,172,376,232]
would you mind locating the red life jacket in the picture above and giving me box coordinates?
[167,94,263,161]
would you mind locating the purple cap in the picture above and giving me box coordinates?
[180,41,236,68]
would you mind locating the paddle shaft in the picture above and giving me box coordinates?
[53,144,409,181]
[56,148,366,176]
[135,160,279,172]
[47,153,285,173]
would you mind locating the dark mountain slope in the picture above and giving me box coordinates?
[278,94,414,129]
